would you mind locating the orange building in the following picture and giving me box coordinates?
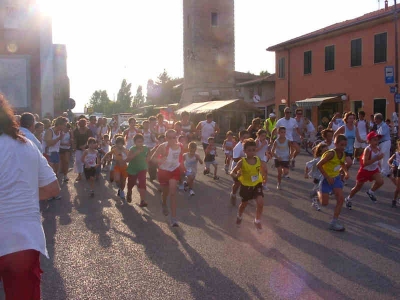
[267,3,400,127]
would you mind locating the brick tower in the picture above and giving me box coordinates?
[181,0,236,105]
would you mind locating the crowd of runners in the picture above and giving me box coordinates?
[14,105,400,232]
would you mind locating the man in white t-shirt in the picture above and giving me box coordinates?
[229,130,250,206]
[354,110,369,164]
[196,113,220,157]
[271,107,302,168]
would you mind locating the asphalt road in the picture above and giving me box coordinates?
[1,148,400,300]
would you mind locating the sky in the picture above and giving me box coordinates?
[36,0,391,112]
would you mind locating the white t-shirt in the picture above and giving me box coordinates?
[200,121,216,144]
[231,142,245,170]
[275,117,298,141]
[0,135,56,258]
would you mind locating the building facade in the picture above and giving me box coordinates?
[181,0,236,105]
[0,0,69,117]
[267,4,400,127]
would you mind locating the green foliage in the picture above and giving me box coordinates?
[88,90,112,115]
[133,85,145,108]
[117,79,133,111]
[146,69,180,105]
[259,70,271,76]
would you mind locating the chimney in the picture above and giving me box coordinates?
[385,0,389,10]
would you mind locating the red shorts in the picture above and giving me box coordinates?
[356,168,380,182]
[128,170,147,190]
[158,167,181,186]
[0,249,42,300]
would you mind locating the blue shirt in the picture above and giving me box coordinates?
[376,122,390,142]
[19,127,42,151]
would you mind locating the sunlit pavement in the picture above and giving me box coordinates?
[1,149,400,300]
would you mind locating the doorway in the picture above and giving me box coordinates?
[351,100,363,116]
[373,99,386,120]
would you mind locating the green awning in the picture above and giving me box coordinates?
[295,96,337,108]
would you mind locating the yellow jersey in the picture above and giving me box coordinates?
[321,149,345,178]
[238,156,263,186]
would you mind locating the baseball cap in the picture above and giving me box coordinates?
[269,113,276,118]
[366,131,381,141]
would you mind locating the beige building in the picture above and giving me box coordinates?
[181,0,236,105]
[236,74,275,119]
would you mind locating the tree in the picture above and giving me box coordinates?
[133,85,145,108]
[259,70,271,76]
[116,79,133,111]
[87,90,113,115]
[146,69,179,105]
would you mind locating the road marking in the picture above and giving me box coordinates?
[375,223,400,234]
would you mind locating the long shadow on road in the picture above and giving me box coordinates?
[114,203,251,300]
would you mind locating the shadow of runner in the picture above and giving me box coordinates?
[115,203,251,300]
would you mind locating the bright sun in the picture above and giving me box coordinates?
[36,0,55,17]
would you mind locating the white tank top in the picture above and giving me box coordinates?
[159,143,181,171]
[84,151,98,168]
[60,131,71,149]
[143,130,155,148]
[331,121,341,132]
[156,123,167,134]
[126,129,138,150]
[357,120,367,138]
[111,127,120,144]
[256,139,269,162]
[201,121,215,144]
[47,128,60,153]
[363,146,381,171]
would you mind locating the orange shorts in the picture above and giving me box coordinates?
[114,165,128,178]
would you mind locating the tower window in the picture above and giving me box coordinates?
[211,12,218,27]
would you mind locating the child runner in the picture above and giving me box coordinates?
[103,135,129,200]
[344,131,384,210]
[231,138,267,231]
[183,142,204,196]
[155,113,168,135]
[178,135,189,190]
[99,134,111,171]
[255,129,270,191]
[81,137,99,197]
[316,134,349,231]
[204,137,219,179]
[304,142,328,211]
[230,130,250,206]
[151,129,184,227]
[389,140,400,208]
[222,131,234,174]
[125,134,150,207]
[124,117,140,150]
[271,126,292,190]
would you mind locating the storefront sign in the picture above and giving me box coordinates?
[385,66,395,84]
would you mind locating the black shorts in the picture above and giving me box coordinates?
[274,160,290,168]
[84,167,96,179]
[239,183,264,202]
[393,167,400,178]
[345,152,354,159]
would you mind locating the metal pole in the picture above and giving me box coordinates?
[395,0,399,135]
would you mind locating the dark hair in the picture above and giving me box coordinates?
[243,138,256,150]
[295,108,303,114]
[54,116,68,127]
[128,117,136,124]
[343,111,356,123]
[35,122,44,129]
[158,134,165,140]
[157,113,163,119]
[0,94,25,142]
[88,137,96,144]
[239,130,249,138]
[226,130,233,137]
[181,111,190,117]
[321,128,334,139]
[313,142,328,158]
[42,118,51,128]
[188,141,197,149]
[133,133,144,142]
[335,134,348,144]
[207,136,215,142]
[278,126,286,131]
[115,135,125,145]
[103,134,109,139]
[174,121,182,126]
[358,110,365,117]
[20,112,35,129]
[206,113,213,119]
[257,129,267,136]
[149,116,157,122]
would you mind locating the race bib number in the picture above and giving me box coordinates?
[251,174,259,182]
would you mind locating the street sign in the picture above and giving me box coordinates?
[87,107,94,114]
[385,66,395,84]
[394,93,400,103]
[390,86,397,94]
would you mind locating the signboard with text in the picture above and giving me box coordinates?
[385,66,395,84]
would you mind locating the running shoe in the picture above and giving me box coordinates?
[119,190,126,200]
[183,181,189,192]
[392,200,397,208]
[213,176,219,180]
[203,169,210,175]
[329,220,345,232]
[138,201,148,207]
[170,218,179,227]
[254,220,263,232]
[117,189,121,197]
[189,189,195,196]
[230,193,237,206]
[345,196,352,210]
[312,198,321,211]
[277,183,281,190]
[236,216,242,227]
[162,203,169,216]
[284,175,290,179]
[224,165,229,174]
[263,184,270,191]
[366,190,377,203]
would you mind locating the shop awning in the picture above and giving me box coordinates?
[295,96,337,108]
[176,99,260,115]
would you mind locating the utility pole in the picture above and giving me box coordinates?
[395,0,399,135]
